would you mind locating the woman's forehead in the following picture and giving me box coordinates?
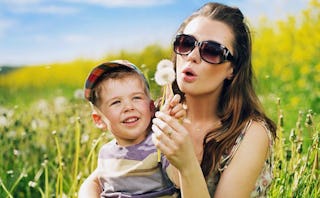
[183,17,234,53]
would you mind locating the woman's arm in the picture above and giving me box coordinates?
[152,111,210,198]
[78,169,102,198]
[214,121,270,198]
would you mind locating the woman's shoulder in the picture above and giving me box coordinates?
[247,119,274,146]
[237,120,272,157]
[219,119,272,170]
[247,120,270,138]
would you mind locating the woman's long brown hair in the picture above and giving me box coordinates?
[171,2,277,178]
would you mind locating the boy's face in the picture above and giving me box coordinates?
[97,75,153,146]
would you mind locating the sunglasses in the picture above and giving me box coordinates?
[173,34,234,64]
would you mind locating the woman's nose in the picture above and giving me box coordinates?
[186,45,201,64]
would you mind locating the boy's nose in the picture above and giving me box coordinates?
[123,100,134,112]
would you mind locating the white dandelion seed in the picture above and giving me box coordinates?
[81,134,89,144]
[74,88,84,99]
[36,99,49,113]
[28,181,37,188]
[0,115,8,127]
[7,170,13,175]
[13,149,20,156]
[156,59,174,70]
[54,96,68,113]
[154,67,176,86]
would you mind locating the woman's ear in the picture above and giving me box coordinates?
[92,113,107,129]
[227,66,234,80]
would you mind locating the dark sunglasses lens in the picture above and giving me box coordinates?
[174,35,195,54]
[200,41,224,64]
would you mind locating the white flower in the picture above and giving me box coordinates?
[54,96,68,113]
[13,149,20,156]
[154,67,175,86]
[157,59,174,70]
[74,88,84,99]
[0,115,8,127]
[28,181,37,188]
[36,99,49,113]
[81,133,89,144]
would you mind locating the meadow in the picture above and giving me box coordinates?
[0,1,319,197]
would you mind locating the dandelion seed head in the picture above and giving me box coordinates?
[77,172,82,180]
[7,130,17,138]
[0,115,8,126]
[7,170,13,175]
[74,89,84,99]
[154,68,175,86]
[13,149,20,156]
[28,181,37,188]
[54,96,68,113]
[36,99,49,113]
[41,160,48,167]
[81,134,89,144]
[157,59,174,70]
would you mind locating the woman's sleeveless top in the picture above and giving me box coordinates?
[206,120,274,197]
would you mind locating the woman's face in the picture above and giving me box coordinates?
[176,16,234,97]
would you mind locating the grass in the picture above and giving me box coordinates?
[0,95,318,197]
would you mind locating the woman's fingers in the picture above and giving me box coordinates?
[152,121,175,140]
[169,94,181,108]
[162,94,182,115]
[170,103,186,119]
[154,111,183,132]
[151,123,179,156]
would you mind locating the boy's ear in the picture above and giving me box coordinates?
[150,100,155,116]
[92,112,107,129]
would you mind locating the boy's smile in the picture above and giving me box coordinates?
[98,75,153,146]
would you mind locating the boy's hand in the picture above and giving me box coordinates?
[162,94,186,120]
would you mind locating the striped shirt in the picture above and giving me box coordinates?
[97,132,179,198]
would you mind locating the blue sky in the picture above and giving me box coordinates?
[0,0,308,66]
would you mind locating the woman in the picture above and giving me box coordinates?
[152,2,277,197]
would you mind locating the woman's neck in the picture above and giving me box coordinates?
[184,93,219,123]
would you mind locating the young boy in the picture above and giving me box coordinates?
[79,60,183,197]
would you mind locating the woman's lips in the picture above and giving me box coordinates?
[182,67,197,83]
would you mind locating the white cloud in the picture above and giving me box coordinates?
[65,0,175,7]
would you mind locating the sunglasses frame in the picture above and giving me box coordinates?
[173,34,234,64]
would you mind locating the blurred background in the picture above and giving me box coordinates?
[0,0,319,197]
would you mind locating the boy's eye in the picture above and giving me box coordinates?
[110,100,120,106]
[133,96,142,100]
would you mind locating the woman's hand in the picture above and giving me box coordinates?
[152,111,195,172]
[160,94,186,120]
[152,111,211,198]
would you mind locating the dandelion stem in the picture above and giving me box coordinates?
[54,133,63,198]
[9,167,27,193]
[69,117,81,195]
[85,133,104,169]
[45,163,49,198]
[0,178,13,198]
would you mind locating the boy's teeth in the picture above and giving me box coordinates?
[125,118,138,123]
